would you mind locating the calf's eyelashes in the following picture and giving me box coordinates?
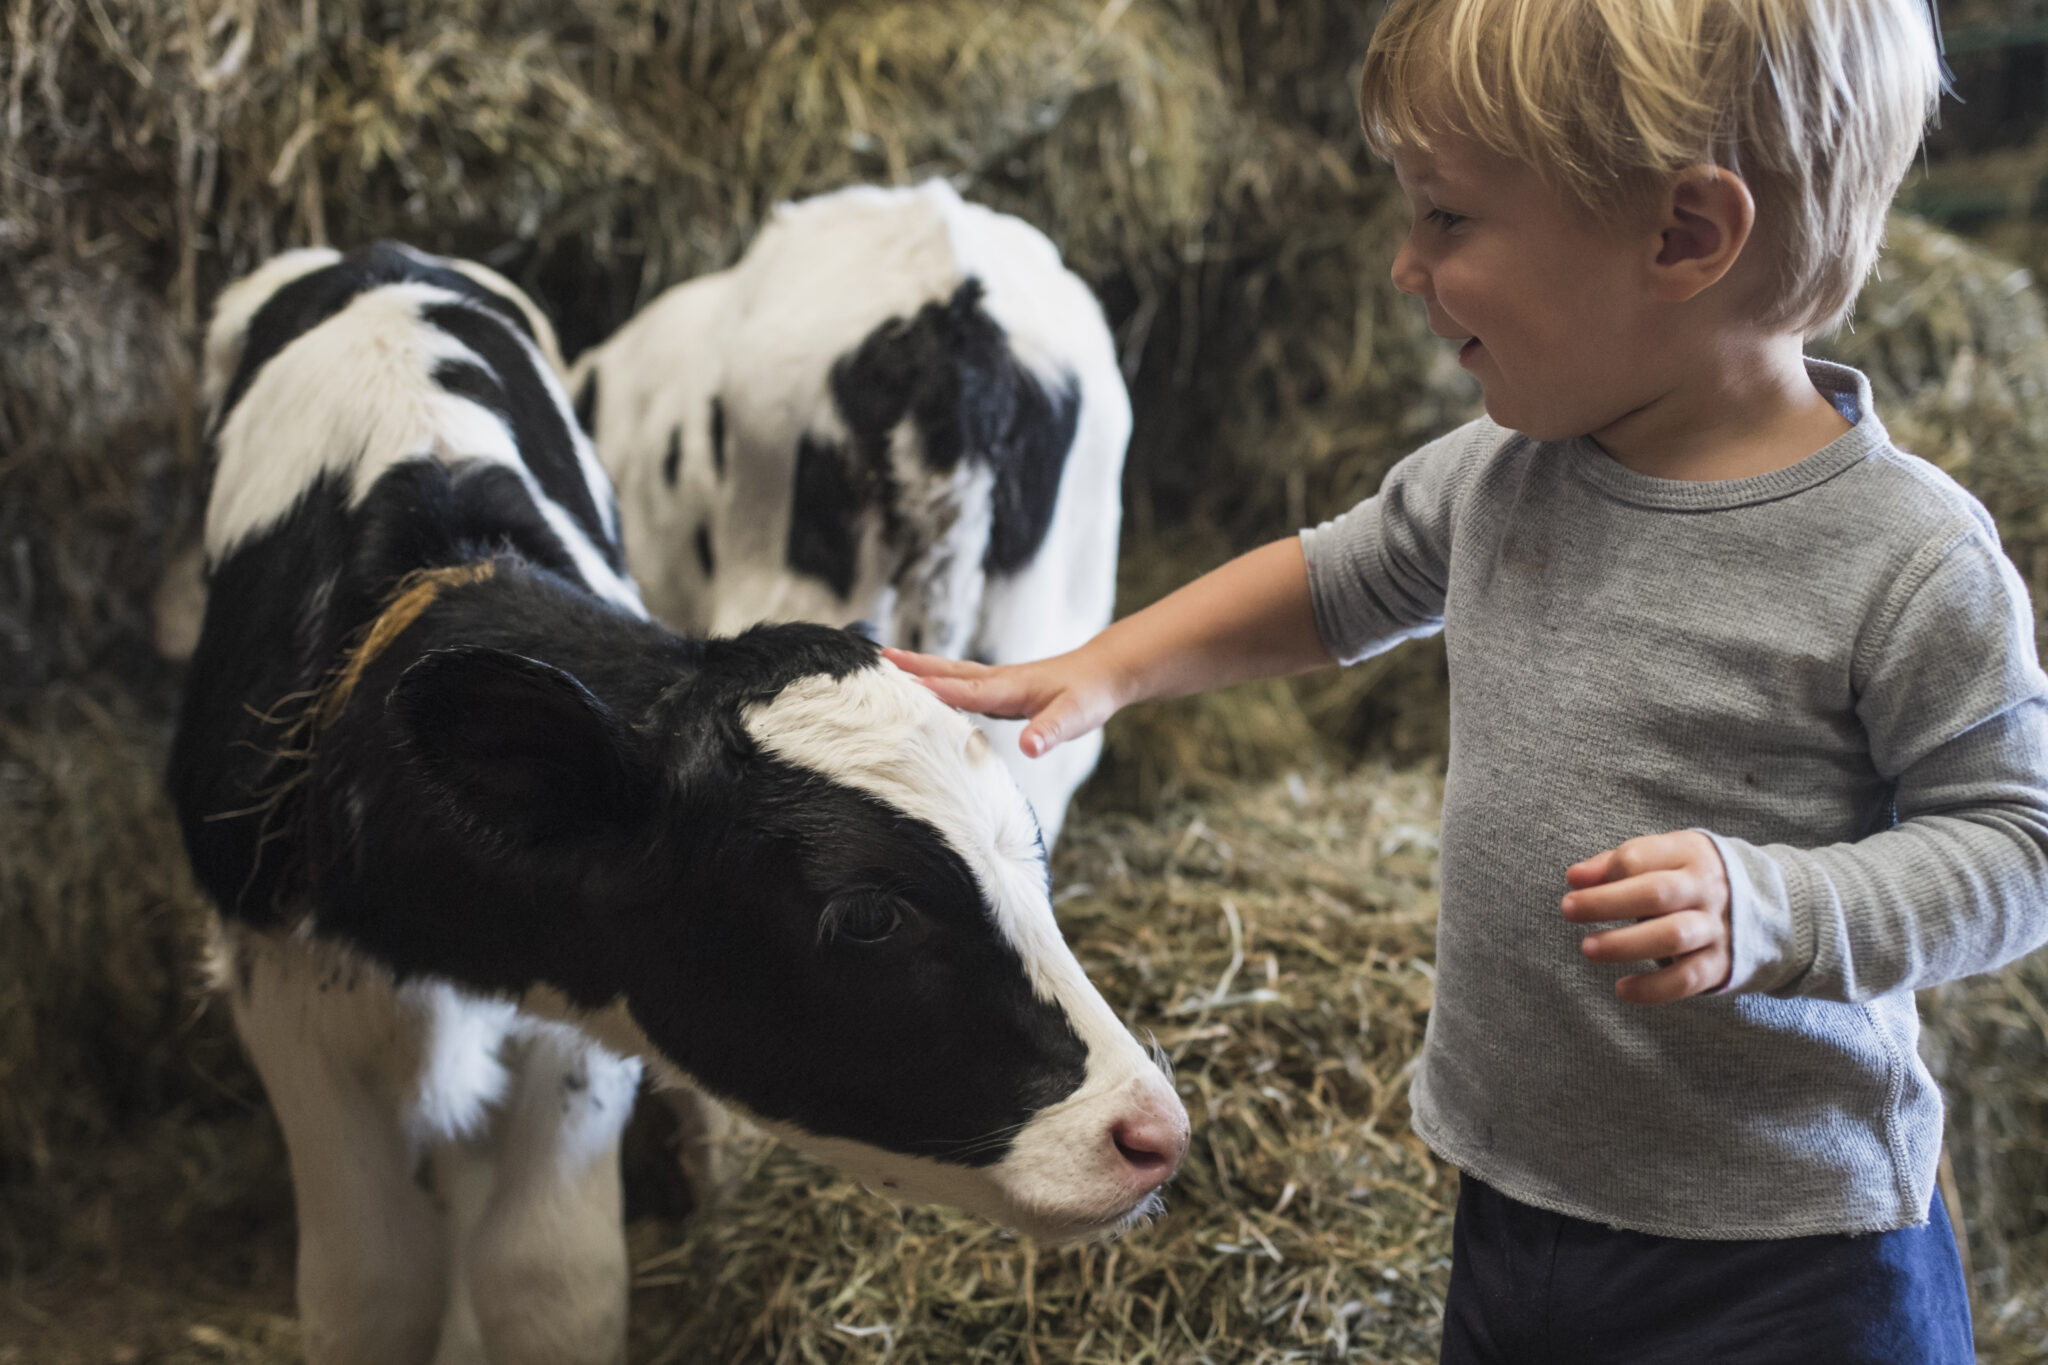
[818,889,912,947]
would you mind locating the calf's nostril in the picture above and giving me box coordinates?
[1110,1116,1185,1173]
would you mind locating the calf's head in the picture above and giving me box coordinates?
[383,624,1186,1241]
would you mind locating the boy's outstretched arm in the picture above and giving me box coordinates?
[886,538,1333,758]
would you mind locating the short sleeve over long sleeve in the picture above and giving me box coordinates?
[1713,520,2048,1000]
[1299,418,1508,665]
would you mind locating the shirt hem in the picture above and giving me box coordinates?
[1411,1104,1927,1240]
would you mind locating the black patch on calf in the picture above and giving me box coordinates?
[662,426,682,489]
[983,370,1079,575]
[348,459,587,594]
[168,458,596,922]
[786,436,865,600]
[170,473,356,921]
[423,302,622,574]
[708,396,727,478]
[827,278,1081,576]
[830,279,1006,474]
[694,523,715,578]
[573,369,599,437]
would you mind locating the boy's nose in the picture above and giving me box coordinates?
[1390,238,1427,298]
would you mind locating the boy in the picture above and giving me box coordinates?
[889,1,2048,1359]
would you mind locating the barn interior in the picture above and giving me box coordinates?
[3,1,2047,1360]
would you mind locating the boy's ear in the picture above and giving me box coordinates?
[1650,165,1756,304]
[388,646,657,843]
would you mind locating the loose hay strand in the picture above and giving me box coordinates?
[313,559,498,730]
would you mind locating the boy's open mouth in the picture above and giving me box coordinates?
[1459,337,1482,364]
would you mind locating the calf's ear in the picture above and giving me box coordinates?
[387,646,654,842]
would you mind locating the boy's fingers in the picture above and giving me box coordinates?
[1564,851,1613,888]
[1568,832,1711,889]
[1021,694,1089,758]
[1579,909,1719,963]
[1613,946,1731,1004]
[882,647,988,680]
[1560,868,1702,922]
[1020,720,1056,758]
[914,673,1032,720]
[1603,832,1710,879]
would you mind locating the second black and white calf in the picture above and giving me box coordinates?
[169,243,1184,1365]
[572,181,1131,845]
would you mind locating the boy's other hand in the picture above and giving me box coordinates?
[1562,832,1732,1003]
[881,648,1121,759]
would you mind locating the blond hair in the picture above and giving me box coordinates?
[1359,0,1944,335]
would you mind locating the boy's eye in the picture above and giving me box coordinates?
[1426,208,1468,231]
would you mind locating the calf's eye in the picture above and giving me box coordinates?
[820,891,906,946]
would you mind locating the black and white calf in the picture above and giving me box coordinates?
[169,243,1185,1365]
[572,180,1130,845]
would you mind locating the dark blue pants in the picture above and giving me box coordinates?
[1441,1174,1974,1365]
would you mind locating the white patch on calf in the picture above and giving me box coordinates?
[461,1021,637,1365]
[220,923,638,1365]
[219,924,509,1360]
[887,425,994,658]
[572,271,737,631]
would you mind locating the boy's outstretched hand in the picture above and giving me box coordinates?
[885,539,1330,760]
[882,648,1122,758]
[1563,832,1732,1004]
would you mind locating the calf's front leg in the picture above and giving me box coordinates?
[465,1022,640,1365]
[229,935,453,1365]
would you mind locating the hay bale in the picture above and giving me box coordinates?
[1920,955,2048,1357]
[0,687,268,1274]
[0,257,197,700]
[0,0,1233,349]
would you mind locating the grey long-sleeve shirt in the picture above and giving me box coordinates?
[1301,360,2048,1238]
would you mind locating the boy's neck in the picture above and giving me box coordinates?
[1586,332,1852,483]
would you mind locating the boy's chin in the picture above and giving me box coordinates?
[1480,393,1592,445]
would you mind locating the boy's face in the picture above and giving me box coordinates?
[1389,133,1672,443]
